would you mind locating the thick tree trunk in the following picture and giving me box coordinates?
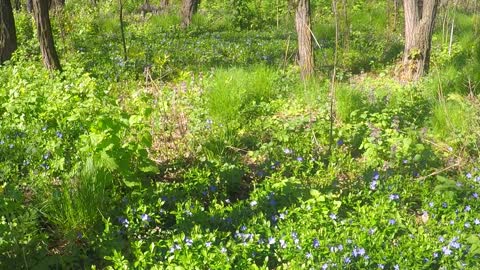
[402,0,439,81]
[295,0,314,80]
[181,0,200,28]
[27,0,33,12]
[33,0,62,70]
[14,0,21,10]
[0,0,17,64]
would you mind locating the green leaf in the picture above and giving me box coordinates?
[98,150,118,171]
[123,179,140,188]
[140,165,159,173]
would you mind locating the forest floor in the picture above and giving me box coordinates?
[1,4,480,269]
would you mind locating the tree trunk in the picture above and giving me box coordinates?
[14,0,21,10]
[181,0,200,28]
[160,0,169,10]
[27,0,33,12]
[402,0,439,81]
[33,0,62,70]
[0,0,17,64]
[295,0,314,80]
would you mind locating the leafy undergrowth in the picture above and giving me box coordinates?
[2,2,480,270]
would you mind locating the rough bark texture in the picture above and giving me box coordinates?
[181,0,200,28]
[295,0,314,80]
[14,0,21,10]
[27,0,33,12]
[33,0,62,70]
[0,0,17,64]
[402,0,439,81]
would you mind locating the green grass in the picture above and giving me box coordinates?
[2,2,480,270]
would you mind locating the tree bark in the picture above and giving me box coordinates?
[14,0,21,10]
[27,0,33,12]
[402,0,439,81]
[0,0,17,64]
[160,0,169,10]
[181,0,200,28]
[295,0,314,80]
[33,0,62,70]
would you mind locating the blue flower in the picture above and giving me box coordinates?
[428,202,434,207]
[449,238,461,249]
[56,131,63,138]
[389,194,400,201]
[394,265,399,270]
[370,180,378,190]
[465,222,471,228]
[118,217,129,228]
[321,263,328,270]
[373,171,380,180]
[466,173,472,179]
[352,247,366,257]
[337,139,344,146]
[442,246,452,256]
[465,205,471,212]
[268,237,276,245]
[269,199,277,206]
[344,257,351,264]
[313,238,320,248]
[329,213,337,220]
[306,252,312,259]
[141,213,151,222]
[442,202,448,208]
[378,264,385,269]
[221,247,227,253]
[279,239,287,249]
[296,156,304,162]
[185,237,193,246]
[283,148,292,154]
[205,242,212,248]
[474,218,480,225]
[40,163,50,170]
[473,193,479,199]
[438,236,444,243]
[389,219,396,225]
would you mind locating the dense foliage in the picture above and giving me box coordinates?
[1,0,480,269]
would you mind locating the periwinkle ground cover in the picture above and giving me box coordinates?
[2,2,480,269]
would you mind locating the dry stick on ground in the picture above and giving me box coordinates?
[416,162,462,181]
